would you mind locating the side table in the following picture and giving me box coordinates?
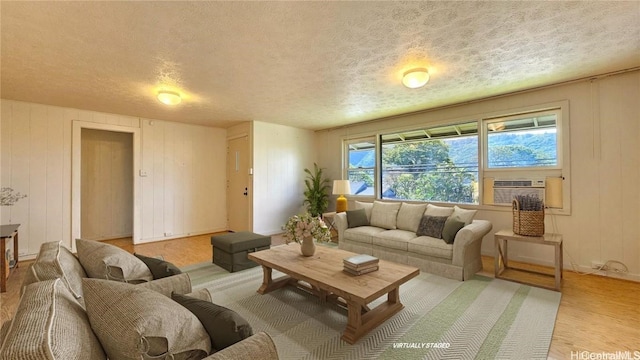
[494,229,563,291]
[1,224,21,293]
[322,212,338,242]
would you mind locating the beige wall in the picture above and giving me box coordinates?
[315,70,640,281]
[0,100,227,256]
[81,129,133,240]
[252,121,316,235]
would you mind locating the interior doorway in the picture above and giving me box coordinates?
[227,135,251,231]
[80,129,133,241]
[71,121,141,252]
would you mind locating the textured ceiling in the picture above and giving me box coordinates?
[2,1,639,130]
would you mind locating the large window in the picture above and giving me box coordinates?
[485,110,559,169]
[345,138,376,196]
[340,104,567,210]
[380,122,479,204]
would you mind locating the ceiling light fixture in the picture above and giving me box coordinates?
[157,91,182,105]
[402,68,430,89]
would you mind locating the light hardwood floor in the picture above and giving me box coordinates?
[1,234,638,359]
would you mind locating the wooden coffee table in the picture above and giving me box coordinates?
[248,244,419,344]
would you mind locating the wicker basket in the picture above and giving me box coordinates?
[512,198,545,236]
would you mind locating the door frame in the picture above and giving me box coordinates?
[71,121,141,251]
[226,133,253,231]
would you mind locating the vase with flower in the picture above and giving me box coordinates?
[282,213,331,256]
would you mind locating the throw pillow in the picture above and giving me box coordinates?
[442,217,466,244]
[396,203,428,233]
[424,204,455,217]
[369,201,402,230]
[451,205,477,225]
[76,239,153,283]
[82,278,211,360]
[354,201,373,222]
[172,293,253,351]
[346,208,369,228]
[416,215,448,238]
[134,253,182,279]
[0,279,106,360]
[21,241,87,300]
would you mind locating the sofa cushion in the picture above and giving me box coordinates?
[417,215,448,238]
[83,278,211,360]
[408,236,454,260]
[0,279,106,360]
[396,203,428,233]
[76,239,153,283]
[425,204,455,217]
[344,226,385,244]
[172,293,253,351]
[370,201,401,230]
[451,205,477,225]
[346,208,369,228]
[21,241,87,300]
[134,253,182,279]
[442,218,466,244]
[372,230,415,251]
[355,201,373,222]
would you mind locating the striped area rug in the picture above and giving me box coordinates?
[186,264,560,360]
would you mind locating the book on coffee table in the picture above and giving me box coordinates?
[343,261,378,272]
[343,254,379,268]
[343,265,379,276]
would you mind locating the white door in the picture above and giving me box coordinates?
[227,136,251,231]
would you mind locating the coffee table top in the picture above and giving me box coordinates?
[249,244,419,304]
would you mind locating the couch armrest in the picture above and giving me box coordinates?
[335,212,348,243]
[451,220,492,267]
[203,332,278,360]
[135,273,192,297]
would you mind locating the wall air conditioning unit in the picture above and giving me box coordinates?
[491,178,546,205]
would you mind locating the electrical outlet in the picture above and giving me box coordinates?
[164,232,172,237]
[591,261,607,270]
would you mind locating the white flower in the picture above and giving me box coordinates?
[282,212,331,245]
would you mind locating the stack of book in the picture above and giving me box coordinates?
[343,254,379,276]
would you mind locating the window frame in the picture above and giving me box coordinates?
[338,101,570,214]
[482,108,563,172]
[343,136,378,198]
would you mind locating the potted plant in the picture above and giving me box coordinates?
[303,163,330,217]
[282,213,331,256]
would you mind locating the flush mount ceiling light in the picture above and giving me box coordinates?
[402,68,430,89]
[157,91,182,105]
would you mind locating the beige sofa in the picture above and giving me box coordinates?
[0,241,278,360]
[336,201,492,281]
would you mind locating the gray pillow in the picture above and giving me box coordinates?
[346,208,369,228]
[442,218,466,244]
[172,293,253,351]
[134,253,182,279]
[416,215,448,238]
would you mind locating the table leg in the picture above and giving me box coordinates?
[554,243,562,290]
[1,237,6,292]
[13,231,19,269]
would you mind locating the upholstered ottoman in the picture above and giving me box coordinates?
[210,232,271,272]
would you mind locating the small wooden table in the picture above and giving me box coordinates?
[1,224,20,293]
[494,229,563,291]
[249,245,419,344]
[321,212,338,242]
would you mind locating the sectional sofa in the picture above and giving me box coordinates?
[336,201,492,281]
[0,240,278,360]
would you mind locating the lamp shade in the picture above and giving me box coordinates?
[402,68,430,89]
[332,180,351,195]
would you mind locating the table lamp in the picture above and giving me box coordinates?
[333,180,351,213]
